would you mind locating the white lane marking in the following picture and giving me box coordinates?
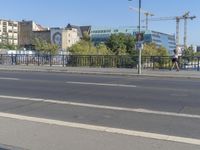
[0,112,200,146]
[0,95,200,119]
[0,77,20,81]
[66,81,137,88]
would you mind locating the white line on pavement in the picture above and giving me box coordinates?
[0,112,200,146]
[0,77,20,81]
[0,95,200,120]
[66,81,137,88]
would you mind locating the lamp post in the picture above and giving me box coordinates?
[129,0,142,75]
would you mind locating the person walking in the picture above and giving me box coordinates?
[171,49,180,71]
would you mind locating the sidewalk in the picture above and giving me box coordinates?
[0,116,200,150]
[0,65,200,79]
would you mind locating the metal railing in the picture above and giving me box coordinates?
[0,54,199,71]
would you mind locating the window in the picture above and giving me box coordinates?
[13,24,18,27]
[8,22,13,26]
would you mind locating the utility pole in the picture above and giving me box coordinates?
[176,17,180,46]
[128,0,143,75]
[138,0,142,75]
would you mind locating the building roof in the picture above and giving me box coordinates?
[80,26,91,35]
[66,24,91,39]
[66,24,82,38]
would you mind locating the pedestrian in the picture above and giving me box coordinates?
[171,48,180,71]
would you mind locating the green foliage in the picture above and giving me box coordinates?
[125,35,137,56]
[182,45,195,56]
[69,40,112,55]
[0,43,19,50]
[96,43,113,55]
[142,43,169,56]
[82,31,90,42]
[194,52,200,56]
[69,40,95,55]
[33,38,59,55]
[106,33,136,56]
[141,43,169,69]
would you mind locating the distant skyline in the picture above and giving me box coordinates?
[1,0,199,45]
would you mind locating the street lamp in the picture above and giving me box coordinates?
[129,0,142,75]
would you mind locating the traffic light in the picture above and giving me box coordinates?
[136,33,144,41]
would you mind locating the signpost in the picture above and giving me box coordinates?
[129,0,143,74]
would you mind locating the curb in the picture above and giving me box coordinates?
[0,67,199,79]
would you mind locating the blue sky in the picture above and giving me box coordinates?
[1,0,199,45]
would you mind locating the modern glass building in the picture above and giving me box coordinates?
[90,26,176,55]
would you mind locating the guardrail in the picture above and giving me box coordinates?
[0,54,199,71]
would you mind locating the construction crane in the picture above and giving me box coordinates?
[183,12,196,48]
[147,12,196,48]
[129,6,154,30]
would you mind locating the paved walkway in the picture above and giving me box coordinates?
[0,65,199,79]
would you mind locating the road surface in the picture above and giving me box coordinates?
[0,70,199,150]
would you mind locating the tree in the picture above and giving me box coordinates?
[194,52,200,56]
[82,31,90,42]
[106,33,136,55]
[182,45,195,56]
[96,43,113,55]
[125,35,137,56]
[0,43,19,50]
[141,43,169,69]
[69,40,94,55]
[142,43,169,56]
[69,40,112,55]
[33,38,59,55]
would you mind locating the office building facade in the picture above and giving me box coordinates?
[90,26,176,54]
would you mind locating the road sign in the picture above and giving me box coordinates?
[135,42,144,50]
[136,33,144,41]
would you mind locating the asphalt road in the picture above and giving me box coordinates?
[0,70,200,149]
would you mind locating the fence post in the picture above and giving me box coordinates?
[11,54,14,65]
[37,54,40,66]
[26,54,29,66]
[50,54,52,67]
[0,54,2,64]
[62,55,65,67]
[152,56,155,70]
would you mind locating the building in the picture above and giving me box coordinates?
[0,19,19,45]
[18,21,83,52]
[196,46,200,53]
[50,24,82,51]
[90,26,176,54]
[18,20,48,48]
[80,26,91,38]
